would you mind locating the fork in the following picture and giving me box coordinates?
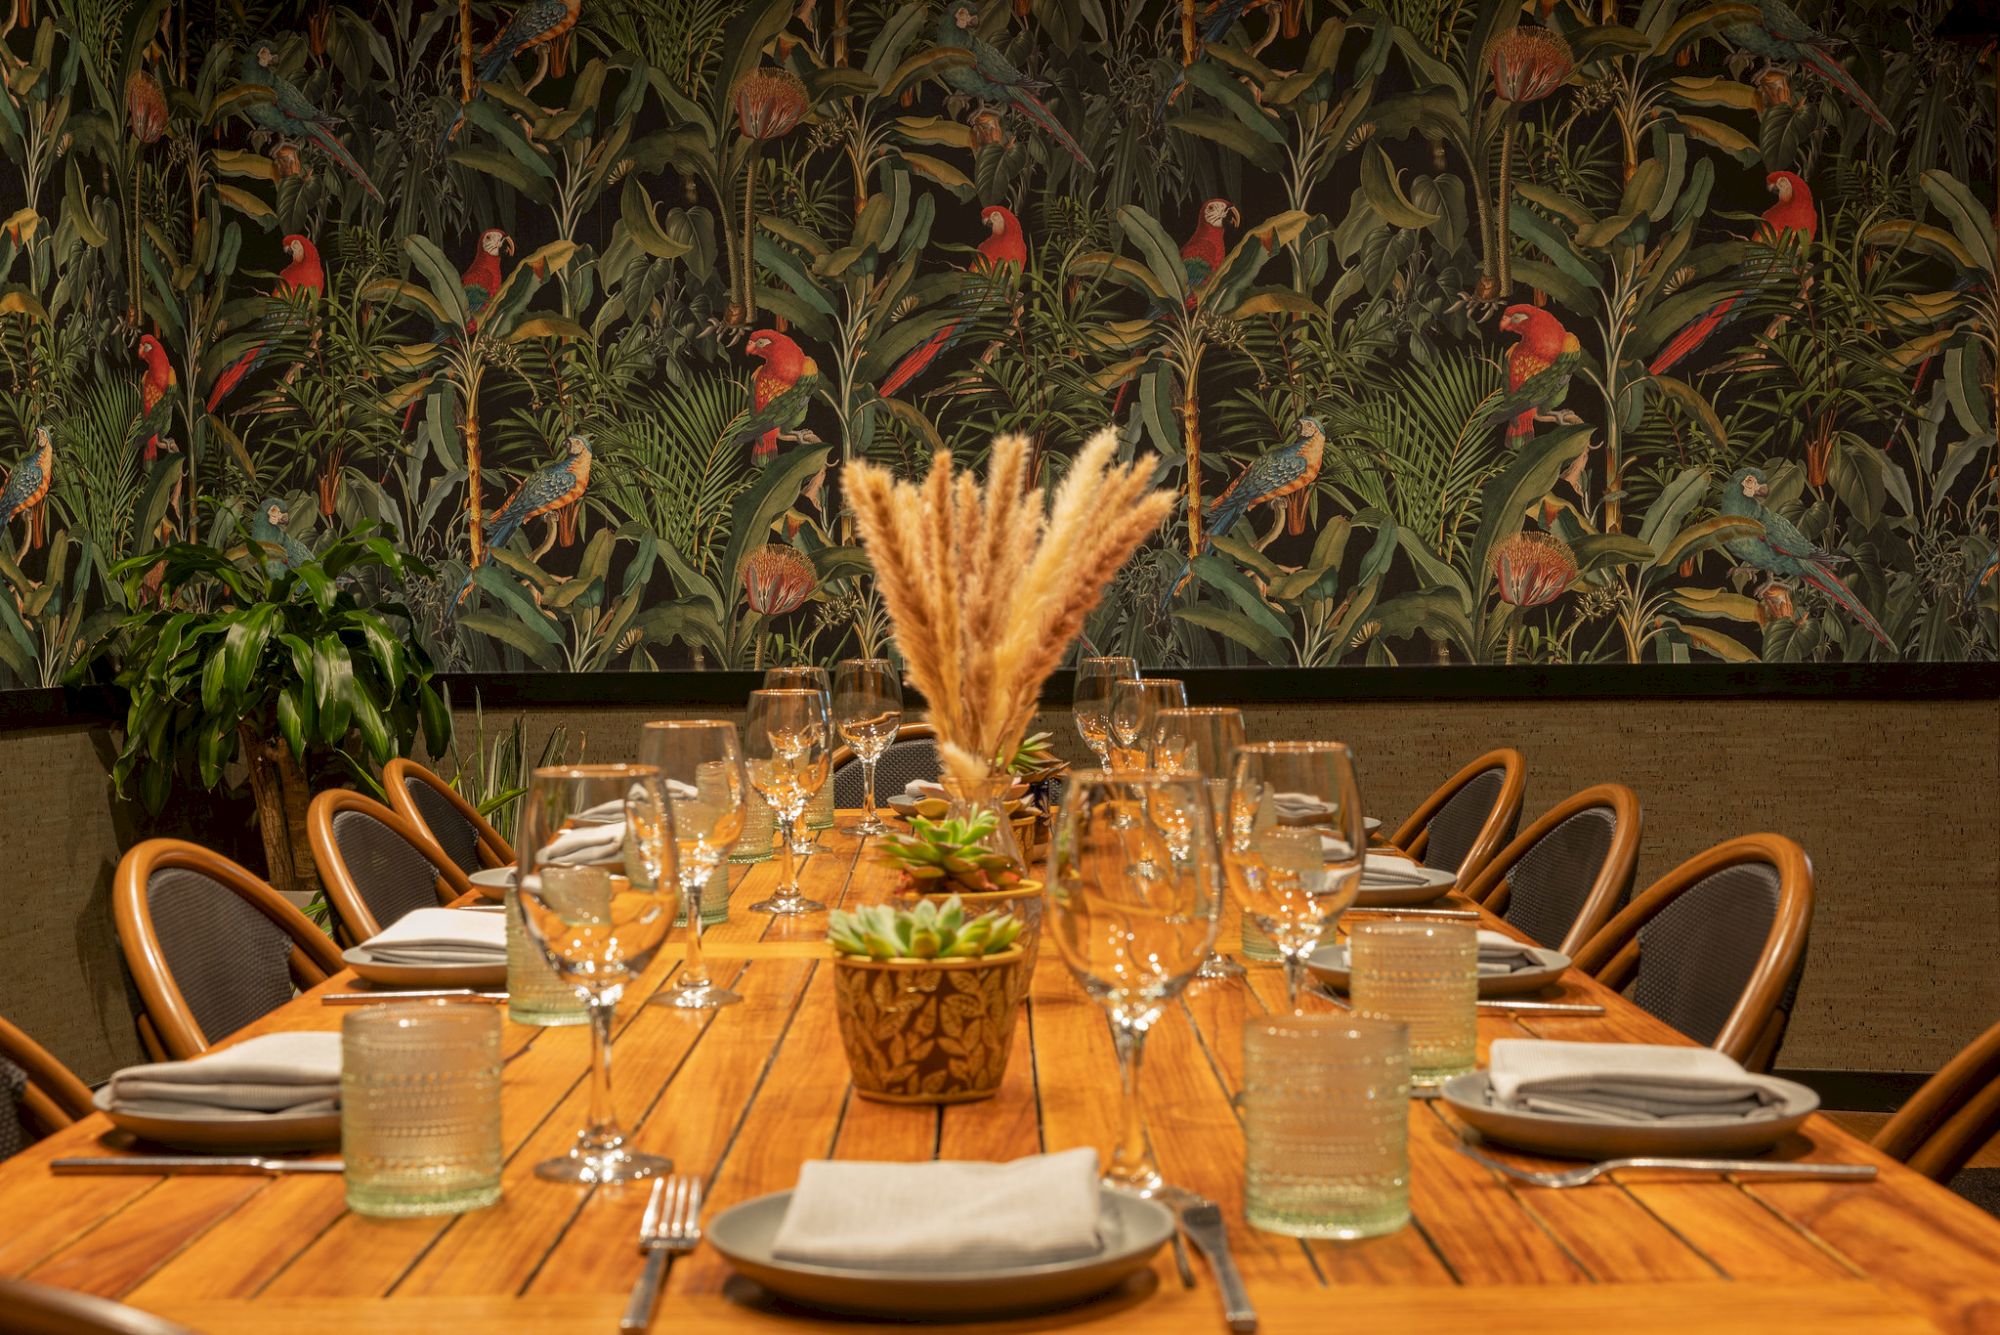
[619,1174,702,1332]
[1451,1141,1878,1188]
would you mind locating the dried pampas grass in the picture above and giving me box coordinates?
[846,430,1174,783]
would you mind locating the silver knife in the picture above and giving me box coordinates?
[1478,998,1605,1014]
[1346,906,1478,920]
[1176,1198,1257,1333]
[322,990,508,1004]
[52,1156,344,1175]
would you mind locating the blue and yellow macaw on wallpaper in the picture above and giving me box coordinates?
[0,427,53,552]
[1163,416,1326,608]
[1723,0,1892,132]
[251,498,313,575]
[1719,467,1892,649]
[934,1,1089,166]
[442,0,583,143]
[460,435,592,601]
[238,44,381,202]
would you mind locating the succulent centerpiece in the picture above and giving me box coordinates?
[877,811,1028,896]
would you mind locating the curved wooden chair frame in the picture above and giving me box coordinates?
[1461,783,1643,957]
[0,1278,197,1334]
[1874,1016,2000,1184]
[829,721,939,775]
[114,840,346,1060]
[0,1012,94,1143]
[1390,747,1527,881]
[308,788,474,943]
[382,757,514,870]
[1570,833,1814,1069]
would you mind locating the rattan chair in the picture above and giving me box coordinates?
[832,723,939,808]
[1390,748,1526,882]
[114,840,346,1060]
[1460,784,1642,957]
[0,1013,93,1162]
[1570,833,1814,1069]
[382,757,514,874]
[0,1279,196,1334]
[1874,1017,2000,1184]
[308,788,474,943]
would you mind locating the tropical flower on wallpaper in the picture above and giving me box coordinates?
[0,0,1994,682]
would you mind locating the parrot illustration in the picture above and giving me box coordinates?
[879,205,1026,398]
[934,2,1090,166]
[136,334,175,462]
[459,435,593,602]
[1161,416,1327,608]
[441,0,583,143]
[1156,0,1254,119]
[0,427,54,552]
[403,229,515,431]
[1719,466,1892,649]
[733,330,820,465]
[1111,198,1241,416]
[207,234,325,412]
[1967,548,1999,612]
[238,44,382,202]
[1485,305,1582,443]
[251,498,313,574]
[1723,0,1893,133]
[1649,172,1819,377]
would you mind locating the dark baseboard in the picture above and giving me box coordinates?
[1772,1068,1931,1114]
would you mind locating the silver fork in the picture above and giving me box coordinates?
[619,1174,702,1333]
[1451,1141,1878,1188]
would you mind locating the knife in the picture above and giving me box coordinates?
[322,990,508,1004]
[1176,1198,1257,1333]
[52,1156,345,1175]
[1345,906,1477,920]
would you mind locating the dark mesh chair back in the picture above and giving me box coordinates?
[1629,862,1783,1048]
[1421,768,1511,873]
[331,807,448,931]
[144,867,299,1045]
[403,774,483,874]
[1501,805,1618,950]
[834,734,940,807]
[0,1058,26,1160]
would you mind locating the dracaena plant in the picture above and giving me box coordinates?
[101,522,452,907]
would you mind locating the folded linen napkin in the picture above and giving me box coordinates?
[1487,1040,1785,1122]
[362,907,507,966]
[769,1147,1104,1270]
[107,1032,342,1117]
[1272,790,1334,821]
[1360,851,1433,887]
[539,821,627,866]
[1475,930,1545,977]
[574,783,695,825]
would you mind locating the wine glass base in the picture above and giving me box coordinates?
[852,815,890,836]
[750,896,827,915]
[651,981,743,1008]
[1100,1165,1164,1197]
[533,1147,673,1185]
[1196,953,1247,981]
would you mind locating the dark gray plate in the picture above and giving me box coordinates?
[1440,1071,1819,1159]
[93,1087,340,1154]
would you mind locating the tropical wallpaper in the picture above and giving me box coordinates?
[0,0,1994,683]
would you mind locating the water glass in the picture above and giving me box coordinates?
[506,885,587,1026]
[1349,920,1478,1086]
[1107,677,1186,772]
[1243,1016,1409,1240]
[342,1001,502,1218]
[730,792,777,863]
[1071,656,1137,769]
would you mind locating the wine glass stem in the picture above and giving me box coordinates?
[1282,950,1305,1015]
[580,992,624,1156]
[861,759,878,826]
[776,808,798,903]
[681,878,710,987]
[1108,1021,1159,1190]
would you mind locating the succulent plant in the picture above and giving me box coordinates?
[877,811,1026,894]
[829,896,1023,961]
[1004,730,1062,777]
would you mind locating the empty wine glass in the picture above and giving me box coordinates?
[515,764,679,1183]
[1108,677,1187,773]
[1071,656,1137,769]
[765,666,834,840]
[1048,770,1221,1195]
[744,688,830,915]
[1152,706,1248,981]
[639,720,746,1009]
[1227,742,1366,1013]
[833,658,902,836]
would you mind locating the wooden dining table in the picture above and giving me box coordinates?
[6,816,2000,1334]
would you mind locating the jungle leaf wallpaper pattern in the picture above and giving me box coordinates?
[0,0,1994,681]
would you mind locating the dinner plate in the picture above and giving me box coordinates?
[707,1188,1173,1319]
[468,866,516,900]
[1307,942,1570,998]
[1354,864,1458,906]
[93,1087,340,1154]
[341,945,508,989]
[1439,1071,1820,1160]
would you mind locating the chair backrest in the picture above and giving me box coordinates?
[1874,1016,2000,1184]
[0,1013,93,1161]
[1570,833,1814,1068]
[1461,784,1642,957]
[382,757,513,873]
[114,840,346,1060]
[1391,748,1526,881]
[0,1278,197,1334]
[309,788,473,942]
[832,723,940,808]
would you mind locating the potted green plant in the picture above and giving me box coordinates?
[828,897,1027,1105]
[104,523,451,910]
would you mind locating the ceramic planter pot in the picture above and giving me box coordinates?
[832,946,1027,1104]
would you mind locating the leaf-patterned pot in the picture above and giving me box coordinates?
[832,946,1027,1105]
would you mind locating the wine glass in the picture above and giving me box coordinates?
[833,658,902,836]
[1151,706,1248,981]
[1048,770,1221,1195]
[1071,656,1137,769]
[765,666,833,845]
[1108,678,1187,773]
[1227,742,1366,1014]
[639,720,746,1009]
[515,764,680,1183]
[744,688,830,915]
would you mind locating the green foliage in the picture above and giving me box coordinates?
[828,895,1024,961]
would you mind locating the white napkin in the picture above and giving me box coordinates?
[362,907,506,965]
[1487,1040,1785,1122]
[769,1148,1103,1270]
[539,822,626,866]
[1272,790,1334,821]
[574,783,693,825]
[1361,851,1432,887]
[107,1032,342,1117]
[902,780,947,800]
[1475,930,1544,976]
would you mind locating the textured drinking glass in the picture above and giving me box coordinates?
[833,658,903,836]
[506,884,587,1026]
[640,720,747,1010]
[342,1001,502,1218]
[730,793,777,863]
[1107,677,1186,773]
[1071,656,1137,770]
[1151,707,1246,981]
[745,688,830,914]
[1243,1016,1410,1240]
[1349,921,1478,1087]
[765,667,835,831]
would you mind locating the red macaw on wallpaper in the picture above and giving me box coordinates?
[206,234,324,411]
[1648,171,1817,377]
[136,334,174,462]
[734,330,820,465]
[1111,197,1240,416]
[879,205,1026,399]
